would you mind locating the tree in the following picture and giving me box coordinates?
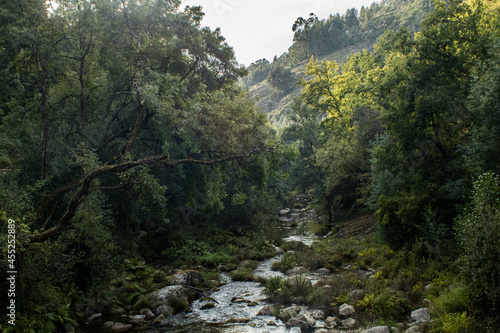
[369,0,495,247]
[0,1,282,328]
[297,51,383,220]
[456,173,500,313]
[267,64,297,94]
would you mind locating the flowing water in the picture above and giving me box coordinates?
[83,206,324,333]
[152,216,323,332]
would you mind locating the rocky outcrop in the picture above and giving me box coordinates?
[169,270,204,286]
[148,285,190,309]
[339,303,356,317]
[410,307,431,324]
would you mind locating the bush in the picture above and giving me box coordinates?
[455,172,500,313]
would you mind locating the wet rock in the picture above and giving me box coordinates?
[109,305,125,315]
[104,321,115,329]
[364,326,390,333]
[87,313,102,322]
[231,296,250,303]
[341,317,359,329]
[257,305,275,316]
[110,322,133,332]
[128,314,146,325]
[279,208,291,216]
[200,302,216,310]
[217,264,228,271]
[321,285,333,294]
[248,322,257,327]
[226,318,252,323]
[358,268,376,277]
[410,308,431,324]
[247,301,259,306]
[286,267,308,275]
[169,270,204,286]
[308,309,325,320]
[278,306,300,322]
[148,285,189,308]
[267,321,277,326]
[275,247,285,255]
[316,268,331,275]
[325,316,337,327]
[339,303,356,317]
[139,307,155,319]
[152,314,165,324]
[154,304,174,316]
[286,312,315,330]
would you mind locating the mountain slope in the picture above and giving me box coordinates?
[241,0,432,127]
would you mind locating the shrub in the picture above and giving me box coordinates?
[271,252,296,273]
[455,172,500,313]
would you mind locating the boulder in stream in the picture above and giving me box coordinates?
[148,285,190,309]
[325,316,338,328]
[308,309,325,320]
[257,305,275,316]
[128,314,146,325]
[110,322,132,332]
[278,305,300,322]
[139,307,155,319]
[108,305,125,315]
[154,304,174,316]
[286,312,316,329]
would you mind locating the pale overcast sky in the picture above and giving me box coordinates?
[182,0,379,66]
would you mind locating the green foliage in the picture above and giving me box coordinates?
[271,252,297,273]
[263,275,314,305]
[368,0,497,249]
[431,312,472,333]
[455,172,500,313]
[0,0,285,327]
[267,64,297,94]
[430,282,473,333]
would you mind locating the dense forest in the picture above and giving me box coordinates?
[1,0,500,332]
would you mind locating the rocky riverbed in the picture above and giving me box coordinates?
[80,196,433,333]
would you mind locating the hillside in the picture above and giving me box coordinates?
[242,0,431,127]
[248,39,376,128]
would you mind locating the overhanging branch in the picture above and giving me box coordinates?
[25,147,268,243]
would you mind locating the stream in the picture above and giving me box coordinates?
[152,216,322,333]
[83,202,324,333]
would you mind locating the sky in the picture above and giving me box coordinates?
[182,0,379,66]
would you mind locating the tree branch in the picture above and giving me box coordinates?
[25,147,267,243]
